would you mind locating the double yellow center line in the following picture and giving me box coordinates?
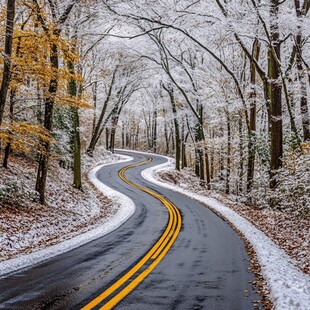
[81,157,182,310]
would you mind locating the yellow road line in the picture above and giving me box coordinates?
[101,205,181,310]
[81,157,182,310]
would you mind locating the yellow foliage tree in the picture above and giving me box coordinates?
[0,0,90,203]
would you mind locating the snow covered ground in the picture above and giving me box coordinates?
[141,155,310,310]
[0,150,135,277]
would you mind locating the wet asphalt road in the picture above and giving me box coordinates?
[0,151,261,309]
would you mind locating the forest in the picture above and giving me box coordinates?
[0,2,310,309]
[0,0,309,213]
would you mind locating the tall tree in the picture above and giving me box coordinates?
[33,0,77,203]
[0,0,16,127]
[162,83,181,170]
[67,57,82,190]
[294,0,310,141]
[247,39,260,193]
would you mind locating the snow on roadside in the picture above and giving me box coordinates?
[141,157,310,310]
[0,154,135,278]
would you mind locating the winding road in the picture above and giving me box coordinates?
[0,151,261,309]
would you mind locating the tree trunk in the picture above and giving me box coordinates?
[220,146,224,181]
[2,89,15,168]
[164,117,169,154]
[181,141,187,168]
[205,150,211,190]
[294,0,310,141]
[163,85,181,170]
[195,105,205,182]
[296,33,310,141]
[72,108,82,189]
[238,114,244,194]
[0,0,15,126]
[226,114,231,194]
[110,126,115,153]
[181,123,188,169]
[135,124,140,149]
[171,100,181,170]
[121,121,125,148]
[199,149,205,184]
[106,128,109,150]
[210,146,214,180]
[108,113,117,153]
[35,44,59,204]
[68,59,82,190]
[91,81,98,139]
[205,148,211,190]
[126,126,130,148]
[36,84,44,125]
[143,110,152,148]
[171,126,175,151]
[152,108,157,152]
[3,142,11,168]
[269,0,283,189]
[247,40,260,193]
[194,148,200,177]
[108,102,125,153]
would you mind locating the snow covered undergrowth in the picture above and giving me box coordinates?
[142,157,310,310]
[158,168,310,276]
[0,149,135,277]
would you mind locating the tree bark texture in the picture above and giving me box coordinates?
[67,59,82,190]
[35,44,58,203]
[269,0,283,189]
[294,0,310,141]
[247,39,260,193]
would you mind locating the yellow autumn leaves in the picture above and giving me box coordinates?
[0,122,52,155]
[0,1,90,156]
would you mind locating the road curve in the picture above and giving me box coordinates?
[0,151,261,309]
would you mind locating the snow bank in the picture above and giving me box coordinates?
[142,157,310,310]
[0,155,135,278]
